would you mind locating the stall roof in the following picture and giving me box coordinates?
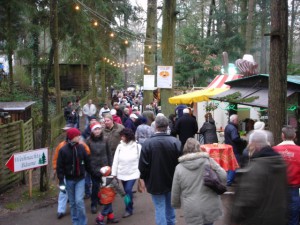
[210,74,300,108]
[169,88,228,104]
[168,74,242,105]
[211,87,296,108]
[0,101,35,111]
[207,74,243,88]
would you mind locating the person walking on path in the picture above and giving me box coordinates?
[110,109,122,125]
[102,114,124,158]
[172,138,226,225]
[82,99,97,129]
[124,113,138,134]
[139,115,182,225]
[111,128,141,218]
[231,130,288,225]
[135,117,154,146]
[56,128,91,225]
[86,122,112,214]
[273,125,300,225]
[174,108,198,147]
[199,112,218,144]
[224,114,247,186]
[99,103,110,120]
[52,124,91,219]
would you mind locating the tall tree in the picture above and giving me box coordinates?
[161,0,176,116]
[268,0,288,144]
[0,1,24,94]
[245,0,256,53]
[53,0,61,113]
[143,0,157,108]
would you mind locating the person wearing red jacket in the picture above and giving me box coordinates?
[273,125,300,225]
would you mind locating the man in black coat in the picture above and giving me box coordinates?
[224,114,247,186]
[139,115,181,225]
[174,108,198,147]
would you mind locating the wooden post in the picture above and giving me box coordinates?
[29,169,33,198]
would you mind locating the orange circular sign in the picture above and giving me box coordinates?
[159,71,169,77]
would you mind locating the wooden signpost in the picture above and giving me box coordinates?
[5,148,48,197]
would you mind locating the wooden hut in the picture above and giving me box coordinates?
[59,64,89,91]
[0,101,35,125]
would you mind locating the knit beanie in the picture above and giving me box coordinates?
[67,128,81,140]
[254,121,265,130]
[90,122,102,132]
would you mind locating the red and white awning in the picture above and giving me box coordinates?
[207,74,242,88]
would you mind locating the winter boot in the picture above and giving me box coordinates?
[107,213,119,224]
[95,214,106,225]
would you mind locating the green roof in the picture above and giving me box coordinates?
[225,74,300,85]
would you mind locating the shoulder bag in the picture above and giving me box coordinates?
[203,158,227,195]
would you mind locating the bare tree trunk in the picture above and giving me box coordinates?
[260,0,267,73]
[160,0,176,116]
[268,0,288,145]
[6,2,14,94]
[52,0,61,114]
[289,0,296,64]
[245,0,256,53]
[240,0,247,47]
[223,0,234,52]
[207,0,215,37]
[143,0,157,109]
[32,16,40,97]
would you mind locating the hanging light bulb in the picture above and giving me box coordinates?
[124,40,128,45]
[110,33,115,38]
[75,5,80,10]
[93,21,98,27]
[148,45,152,49]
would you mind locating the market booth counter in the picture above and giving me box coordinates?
[200,143,239,171]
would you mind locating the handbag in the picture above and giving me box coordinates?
[203,159,227,195]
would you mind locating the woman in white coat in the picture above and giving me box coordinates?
[111,128,141,218]
[171,138,226,225]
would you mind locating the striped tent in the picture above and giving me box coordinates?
[168,74,242,104]
[207,74,242,89]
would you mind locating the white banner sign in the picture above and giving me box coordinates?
[143,75,155,90]
[157,66,173,88]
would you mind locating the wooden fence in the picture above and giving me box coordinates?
[0,119,34,193]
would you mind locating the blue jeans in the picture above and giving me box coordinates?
[91,176,101,208]
[151,192,175,225]
[84,116,90,129]
[66,178,87,225]
[227,153,241,185]
[288,187,300,225]
[101,203,113,216]
[85,172,91,197]
[121,179,136,214]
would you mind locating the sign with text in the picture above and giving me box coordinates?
[157,66,173,88]
[6,148,48,173]
[143,75,155,90]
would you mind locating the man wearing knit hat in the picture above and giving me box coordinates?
[52,125,90,219]
[57,128,91,225]
[124,113,138,133]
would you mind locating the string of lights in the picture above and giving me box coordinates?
[74,0,160,47]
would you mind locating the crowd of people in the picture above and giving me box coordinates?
[54,91,300,225]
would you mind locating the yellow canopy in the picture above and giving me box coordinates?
[168,88,229,105]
